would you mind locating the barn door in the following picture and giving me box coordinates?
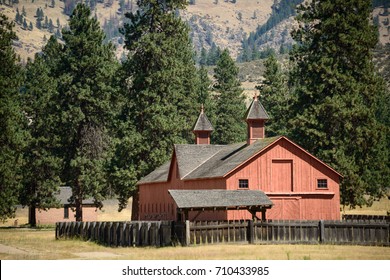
[267,198,301,220]
[271,159,293,192]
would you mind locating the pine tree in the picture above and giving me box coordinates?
[212,49,247,144]
[256,54,291,136]
[44,15,48,29]
[199,47,207,66]
[15,8,20,23]
[290,0,389,208]
[21,55,63,227]
[197,65,216,124]
[41,4,119,221]
[115,0,199,217]
[48,18,54,33]
[0,13,28,221]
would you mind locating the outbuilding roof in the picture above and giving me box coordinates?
[168,189,273,210]
[57,187,96,206]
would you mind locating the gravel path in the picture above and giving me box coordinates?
[0,243,28,255]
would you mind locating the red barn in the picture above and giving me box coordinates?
[136,97,342,221]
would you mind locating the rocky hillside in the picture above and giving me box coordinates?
[1,0,389,68]
[182,0,273,59]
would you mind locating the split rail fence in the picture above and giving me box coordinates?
[56,219,389,247]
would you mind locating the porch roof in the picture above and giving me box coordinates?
[168,189,273,211]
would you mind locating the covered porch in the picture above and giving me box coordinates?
[168,189,273,222]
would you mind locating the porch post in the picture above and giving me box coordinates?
[261,208,267,221]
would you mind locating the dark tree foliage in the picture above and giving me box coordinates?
[256,54,291,137]
[0,13,28,221]
[212,49,246,144]
[21,55,63,226]
[197,65,216,125]
[115,0,200,217]
[198,43,222,66]
[37,4,119,221]
[290,0,390,208]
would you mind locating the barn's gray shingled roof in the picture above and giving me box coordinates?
[192,111,214,131]
[137,136,281,184]
[246,98,269,120]
[168,189,273,209]
[137,161,171,184]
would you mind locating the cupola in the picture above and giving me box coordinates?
[245,95,269,145]
[192,105,214,145]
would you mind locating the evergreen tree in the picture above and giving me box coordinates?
[256,54,291,136]
[0,13,28,221]
[44,15,48,29]
[199,47,207,66]
[48,18,54,33]
[197,65,216,124]
[212,49,246,144]
[42,4,119,221]
[36,19,41,29]
[15,8,20,23]
[21,55,63,227]
[290,0,389,208]
[116,0,199,217]
[206,42,221,65]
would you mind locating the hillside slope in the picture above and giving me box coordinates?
[1,1,389,69]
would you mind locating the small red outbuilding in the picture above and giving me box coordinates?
[136,97,342,221]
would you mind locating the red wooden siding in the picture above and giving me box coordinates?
[195,131,211,145]
[225,138,340,220]
[35,207,98,225]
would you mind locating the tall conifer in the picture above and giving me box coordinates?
[256,54,291,137]
[212,49,246,144]
[0,13,28,221]
[21,55,63,227]
[39,4,119,221]
[290,0,389,207]
[115,0,199,217]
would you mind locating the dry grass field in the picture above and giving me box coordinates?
[0,228,389,260]
[342,196,390,216]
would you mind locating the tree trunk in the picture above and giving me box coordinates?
[28,205,37,227]
[75,179,83,221]
[131,187,139,221]
[75,197,83,222]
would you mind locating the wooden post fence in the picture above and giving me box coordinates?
[56,219,389,247]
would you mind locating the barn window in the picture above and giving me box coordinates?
[317,179,328,189]
[238,179,249,189]
[64,206,69,219]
